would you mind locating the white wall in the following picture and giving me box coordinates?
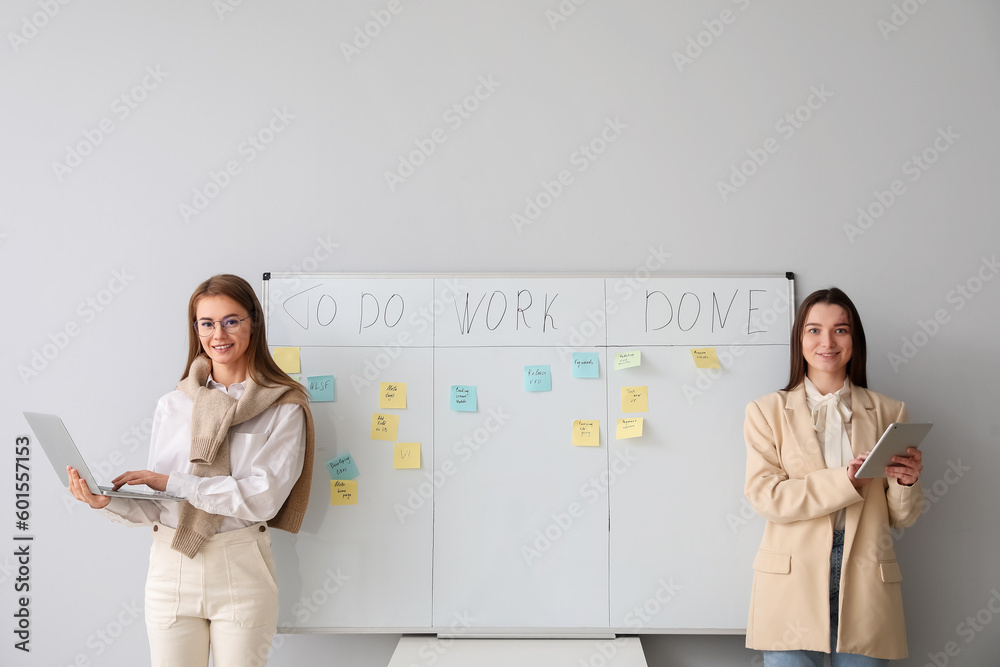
[1,1,998,665]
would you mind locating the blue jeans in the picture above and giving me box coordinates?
[763,531,889,667]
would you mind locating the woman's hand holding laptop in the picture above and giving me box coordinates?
[66,466,111,509]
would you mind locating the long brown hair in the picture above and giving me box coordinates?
[182,274,307,399]
[783,287,868,391]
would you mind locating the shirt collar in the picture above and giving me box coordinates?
[804,376,852,410]
[206,373,246,399]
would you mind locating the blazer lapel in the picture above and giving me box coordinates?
[843,383,876,560]
[782,384,829,475]
[849,383,877,458]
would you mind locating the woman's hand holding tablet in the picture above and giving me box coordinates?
[855,422,932,480]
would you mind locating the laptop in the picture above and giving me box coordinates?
[23,412,182,501]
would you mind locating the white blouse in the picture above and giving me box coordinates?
[804,376,854,530]
[101,376,306,533]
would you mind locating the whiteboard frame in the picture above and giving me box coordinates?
[263,271,796,636]
[263,270,795,283]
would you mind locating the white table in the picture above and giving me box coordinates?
[387,636,647,667]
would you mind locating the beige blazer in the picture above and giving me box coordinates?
[744,382,923,659]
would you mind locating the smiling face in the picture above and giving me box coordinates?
[195,294,252,384]
[801,302,854,389]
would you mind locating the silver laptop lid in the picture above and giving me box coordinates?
[23,412,98,492]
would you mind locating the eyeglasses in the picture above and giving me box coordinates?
[193,315,251,337]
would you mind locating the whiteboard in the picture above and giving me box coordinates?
[263,273,792,632]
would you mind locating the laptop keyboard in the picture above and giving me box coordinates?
[99,485,170,498]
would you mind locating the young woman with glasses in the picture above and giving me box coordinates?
[66,274,314,667]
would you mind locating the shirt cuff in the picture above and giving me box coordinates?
[101,497,132,516]
[97,497,146,527]
[166,472,199,499]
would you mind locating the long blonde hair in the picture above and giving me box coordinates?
[182,274,307,399]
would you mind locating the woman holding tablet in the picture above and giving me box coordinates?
[744,288,923,665]
[66,274,314,667]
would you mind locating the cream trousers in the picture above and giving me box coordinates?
[145,522,279,667]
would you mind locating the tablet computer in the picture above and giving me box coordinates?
[855,422,932,479]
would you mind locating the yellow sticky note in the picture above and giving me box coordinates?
[370,413,399,441]
[615,350,641,370]
[616,418,643,439]
[573,420,600,447]
[272,347,301,373]
[394,442,421,469]
[331,480,358,505]
[621,386,648,413]
[691,348,721,369]
[380,382,407,409]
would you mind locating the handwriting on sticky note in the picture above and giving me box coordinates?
[273,347,301,373]
[614,350,641,370]
[617,418,643,439]
[394,442,421,469]
[380,382,407,409]
[331,480,358,505]
[450,385,477,412]
[621,386,648,413]
[691,348,722,369]
[573,420,600,447]
[307,375,335,402]
[524,365,552,392]
[572,352,600,378]
[326,453,359,480]
[370,413,399,441]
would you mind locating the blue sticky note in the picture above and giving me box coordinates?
[307,375,335,402]
[451,385,477,412]
[572,352,600,379]
[524,365,552,392]
[326,453,359,480]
